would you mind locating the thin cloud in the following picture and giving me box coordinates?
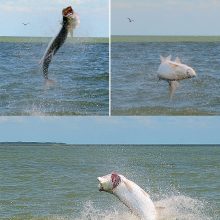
[0,0,108,16]
[0,117,24,123]
[0,4,32,13]
[0,117,10,123]
[112,0,220,10]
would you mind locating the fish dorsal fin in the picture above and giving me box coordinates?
[160,55,171,63]
[175,57,181,64]
[160,55,165,63]
[166,55,172,61]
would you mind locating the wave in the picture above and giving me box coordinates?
[112,106,216,116]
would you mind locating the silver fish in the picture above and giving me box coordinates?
[41,6,79,81]
[157,55,196,99]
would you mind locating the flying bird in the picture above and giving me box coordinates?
[22,23,30,26]
[127,17,134,22]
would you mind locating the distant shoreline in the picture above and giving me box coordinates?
[1,36,220,43]
[111,35,220,43]
[0,142,219,147]
[0,36,108,43]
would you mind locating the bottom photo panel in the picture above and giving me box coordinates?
[0,117,219,220]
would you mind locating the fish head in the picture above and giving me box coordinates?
[174,64,196,80]
[185,66,196,78]
[98,172,121,193]
[62,6,74,18]
[158,56,196,81]
[62,6,80,36]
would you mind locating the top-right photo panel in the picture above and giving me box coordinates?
[111,0,220,115]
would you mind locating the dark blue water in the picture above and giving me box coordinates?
[0,40,109,115]
[112,41,220,115]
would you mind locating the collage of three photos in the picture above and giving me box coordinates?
[0,0,220,219]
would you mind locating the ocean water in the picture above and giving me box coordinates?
[0,37,109,115]
[0,143,219,219]
[111,36,220,115]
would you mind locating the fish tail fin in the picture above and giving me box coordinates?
[44,79,56,88]
[168,81,179,100]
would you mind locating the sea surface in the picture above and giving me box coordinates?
[111,36,220,115]
[0,143,219,219]
[0,37,109,115]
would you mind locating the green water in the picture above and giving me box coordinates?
[111,35,220,42]
[2,35,219,43]
[0,143,219,219]
[0,36,108,44]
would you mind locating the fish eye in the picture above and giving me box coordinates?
[186,69,191,76]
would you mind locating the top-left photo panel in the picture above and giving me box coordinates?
[0,0,109,115]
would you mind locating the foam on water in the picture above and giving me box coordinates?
[155,195,211,220]
[76,195,213,220]
[32,195,213,220]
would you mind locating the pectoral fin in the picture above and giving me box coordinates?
[156,206,166,210]
[168,81,179,99]
[68,27,74,37]
[124,180,134,193]
[169,63,179,68]
[155,206,166,215]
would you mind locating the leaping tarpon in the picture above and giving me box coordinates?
[157,55,196,99]
[98,172,158,220]
[40,6,80,81]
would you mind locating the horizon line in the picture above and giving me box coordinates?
[0,35,108,38]
[0,142,219,147]
[112,34,220,37]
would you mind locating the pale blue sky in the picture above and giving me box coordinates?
[112,0,220,36]
[0,0,109,37]
[0,117,219,144]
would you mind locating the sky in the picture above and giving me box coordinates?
[112,0,220,36]
[0,0,109,37]
[2,0,220,37]
[0,116,220,145]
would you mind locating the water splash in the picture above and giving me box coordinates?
[75,196,213,220]
[75,201,138,220]
[155,195,212,220]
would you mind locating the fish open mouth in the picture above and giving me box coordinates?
[99,185,104,192]
[62,6,74,17]
[98,177,104,191]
